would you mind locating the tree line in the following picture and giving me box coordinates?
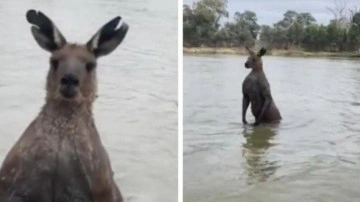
[183,0,360,52]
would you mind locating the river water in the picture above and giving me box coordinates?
[184,54,360,202]
[0,0,178,201]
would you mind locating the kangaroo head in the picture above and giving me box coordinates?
[26,10,129,103]
[244,47,266,71]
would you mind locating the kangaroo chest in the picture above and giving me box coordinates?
[243,73,264,99]
[243,72,271,115]
[2,117,108,202]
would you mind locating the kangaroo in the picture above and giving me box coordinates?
[242,47,281,126]
[0,10,128,202]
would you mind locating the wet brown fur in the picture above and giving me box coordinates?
[0,10,128,202]
[242,47,281,125]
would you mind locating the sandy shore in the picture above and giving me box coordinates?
[183,47,360,58]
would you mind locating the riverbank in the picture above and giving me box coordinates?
[183,47,360,58]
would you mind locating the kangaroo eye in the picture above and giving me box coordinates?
[50,59,59,70]
[86,62,96,72]
[252,58,256,62]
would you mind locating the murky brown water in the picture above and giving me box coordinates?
[184,55,360,202]
[0,0,177,201]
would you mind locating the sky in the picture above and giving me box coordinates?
[183,0,360,25]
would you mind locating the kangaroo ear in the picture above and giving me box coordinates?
[26,10,66,52]
[86,16,129,58]
[257,48,267,57]
[245,46,255,55]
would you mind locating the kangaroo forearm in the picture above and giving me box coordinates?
[242,97,249,121]
[242,106,247,120]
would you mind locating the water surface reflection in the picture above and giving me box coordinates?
[242,126,278,185]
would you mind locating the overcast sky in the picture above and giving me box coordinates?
[183,0,360,25]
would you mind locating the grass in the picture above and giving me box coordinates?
[183,47,360,58]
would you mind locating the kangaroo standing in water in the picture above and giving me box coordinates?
[242,47,281,125]
[0,10,128,202]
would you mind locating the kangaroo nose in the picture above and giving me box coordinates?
[60,74,79,86]
[245,62,249,68]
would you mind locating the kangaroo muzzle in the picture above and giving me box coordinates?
[60,74,79,98]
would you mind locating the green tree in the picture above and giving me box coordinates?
[234,11,260,39]
[297,13,316,26]
[196,0,229,28]
[183,0,229,47]
[183,2,360,53]
[348,12,360,51]
[303,24,328,51]
[221,10,260,47]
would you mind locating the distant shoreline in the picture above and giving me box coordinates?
[183,47,360,58]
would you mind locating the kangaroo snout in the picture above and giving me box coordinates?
[60,74,79,98]
[61,74,79,86]
[245,62,249,68]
